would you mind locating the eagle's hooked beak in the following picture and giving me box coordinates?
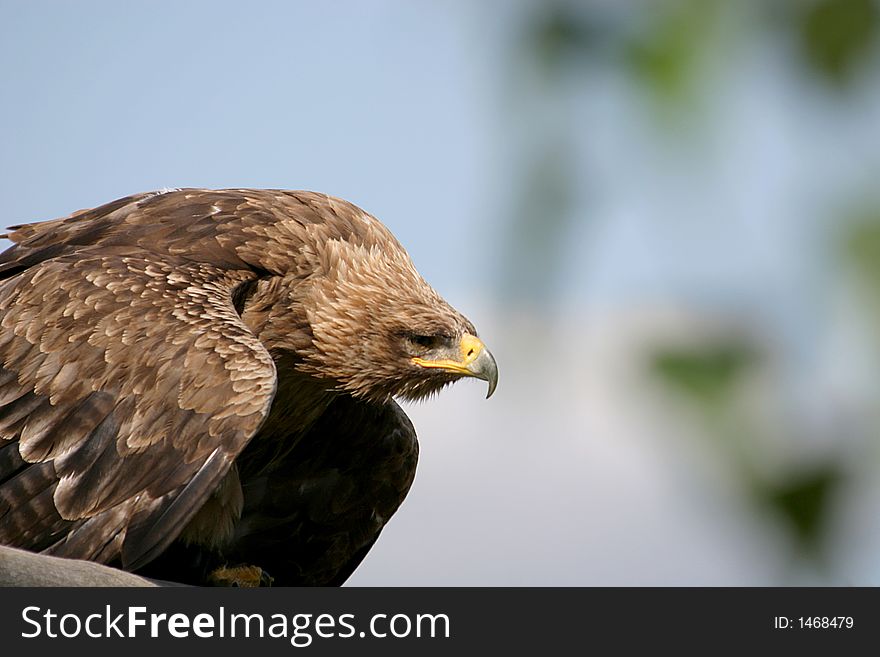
[412,333,498,398]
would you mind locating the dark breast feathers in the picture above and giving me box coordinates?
[0,189,429,586]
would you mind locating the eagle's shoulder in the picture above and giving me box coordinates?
[1,189,400,280]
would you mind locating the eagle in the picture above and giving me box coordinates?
[0,189,497,586]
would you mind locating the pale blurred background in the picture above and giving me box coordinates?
[2,0,880,585]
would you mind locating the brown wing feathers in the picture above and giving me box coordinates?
[0,192,281,568]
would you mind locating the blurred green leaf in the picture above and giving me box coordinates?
[799,0,879,87]
[761,466,842,555]
[843,204,880,296]
[624,0,722,105]
[649,341,755,408]
[650,340,842,559]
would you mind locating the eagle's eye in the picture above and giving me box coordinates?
[407,333,448,351]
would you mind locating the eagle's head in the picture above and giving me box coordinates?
[287,221,498,404]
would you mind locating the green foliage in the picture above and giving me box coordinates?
[799,0,879,87]
[650,341,755,409]
[624,0,722,105]
[843,204,880,297]
[648,339,840,562]
[505,0,875,579]
[761,467,842,554]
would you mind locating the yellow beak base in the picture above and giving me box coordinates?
[412,333,498,398]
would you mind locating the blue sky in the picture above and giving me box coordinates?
[0,1,494,295]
